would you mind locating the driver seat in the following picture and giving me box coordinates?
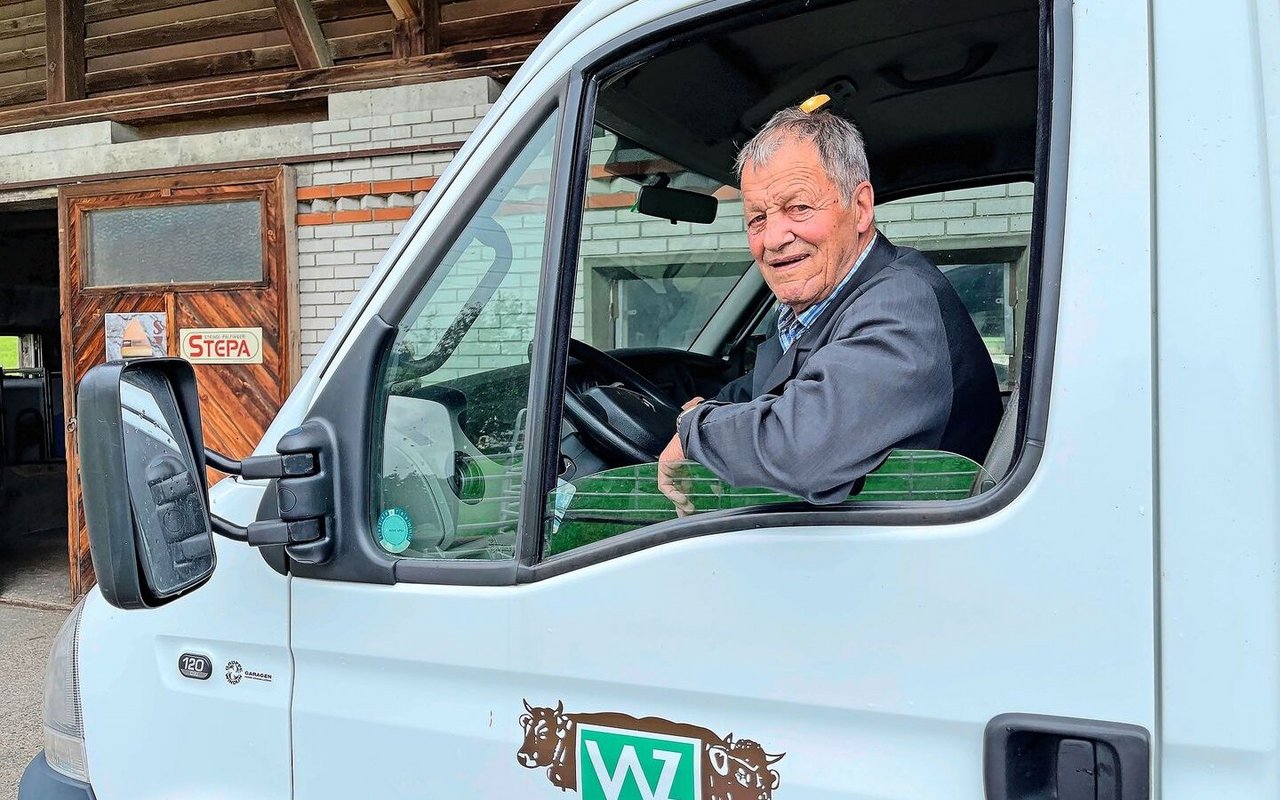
[970,385,1020,495]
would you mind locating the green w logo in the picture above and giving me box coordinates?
[577,724,700,800]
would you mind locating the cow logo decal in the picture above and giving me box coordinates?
[518,700,784,800]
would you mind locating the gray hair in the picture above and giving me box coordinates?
[734,108,870,205]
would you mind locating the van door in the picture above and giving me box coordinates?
[286,0,1157,797]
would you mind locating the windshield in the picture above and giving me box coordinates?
[572,125,755,352]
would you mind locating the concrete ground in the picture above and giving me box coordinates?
[0,522,73,799]
[0,604,68,800]
[0,528,71,609]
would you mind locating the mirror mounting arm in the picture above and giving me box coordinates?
[246,518,324,548]
[204,447,321,544]
[211,515,249,542]
[205,448,316,480]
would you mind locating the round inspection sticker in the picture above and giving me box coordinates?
[377,508,414,553]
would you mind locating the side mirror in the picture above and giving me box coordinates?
[77,358,214,609]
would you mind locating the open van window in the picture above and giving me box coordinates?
[364,0,1052,575]
[533,0,1043,557]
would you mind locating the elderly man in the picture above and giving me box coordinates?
[658,108,1003,512]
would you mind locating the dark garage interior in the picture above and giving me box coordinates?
[0,206,69,606]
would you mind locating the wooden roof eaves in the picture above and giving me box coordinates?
[0,41,534,137]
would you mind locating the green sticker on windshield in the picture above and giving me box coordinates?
[377,508,413,554]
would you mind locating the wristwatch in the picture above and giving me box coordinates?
[675,404,699,432]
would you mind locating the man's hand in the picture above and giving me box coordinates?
[658,397,704,517]
[658,435,694,517]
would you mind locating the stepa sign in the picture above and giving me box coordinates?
[180,327,264,365]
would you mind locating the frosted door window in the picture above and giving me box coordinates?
[85,200,264,287]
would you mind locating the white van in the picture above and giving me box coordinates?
[19,0,1280,797]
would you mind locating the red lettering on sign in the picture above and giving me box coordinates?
[181,331,258,362]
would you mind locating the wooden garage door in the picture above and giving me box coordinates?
[60,168,299,598]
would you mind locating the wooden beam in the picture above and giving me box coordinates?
[0,79,45,107]
[385,0,417,21]
[84,8,280,59]
[331,29,393,60]
[64,0,386,27]
[273,0,332,70]
[443,0,572,23]
[0,46,45,72]
[0,12,44,42]
[46,0,86,103]
[0,41,534,134]
[86,33,390,93]
[392,0,436,58]
[441,4,570,47]
[424,0,439,53]
[314,0,389,23]
[88,45,297,93]
[85,0,194,24]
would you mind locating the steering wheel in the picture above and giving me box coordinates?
[563,338,681,463]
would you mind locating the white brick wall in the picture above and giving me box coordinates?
[881,183,1034,244]
[294,78,501,365]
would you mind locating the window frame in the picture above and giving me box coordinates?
[63,170,282,294]
[295,0,1069,588]
[520,0,1072,578]
[369,111,563,566]
[284,88,573,588]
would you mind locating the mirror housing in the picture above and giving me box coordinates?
[635,184,718,224]
[77,358,215,609]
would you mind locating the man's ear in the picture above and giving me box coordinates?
[854,180,875,234]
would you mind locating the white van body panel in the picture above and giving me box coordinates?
[1155,1,1280,797]
[73,0,1280,794]
[286,0,1159,798]
[78,479,288,799]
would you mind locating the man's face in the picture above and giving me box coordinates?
[741,137,874,312]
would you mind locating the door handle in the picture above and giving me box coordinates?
[984,714,1150,800]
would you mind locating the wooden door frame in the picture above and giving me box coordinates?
[58,166,299,598]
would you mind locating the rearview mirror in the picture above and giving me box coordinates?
[635,184,718,224]
[77,358,214,609]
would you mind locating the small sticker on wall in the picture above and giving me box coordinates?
[105,312,167,360]
[377,508,414,553]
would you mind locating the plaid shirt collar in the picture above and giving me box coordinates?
[776,233,877,352]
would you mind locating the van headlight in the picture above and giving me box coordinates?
[42,597,88,782]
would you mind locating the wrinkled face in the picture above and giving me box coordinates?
[741,137,874,313]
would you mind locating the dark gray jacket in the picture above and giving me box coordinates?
[677,235,1002,503]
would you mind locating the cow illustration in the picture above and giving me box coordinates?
[711,735,784,800]
[517,700,784,799]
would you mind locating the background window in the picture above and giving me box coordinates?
[84,199,264,288]
[878,181,1033,390]
[574,126,756,352]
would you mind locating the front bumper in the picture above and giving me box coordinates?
[17,751,95,800]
